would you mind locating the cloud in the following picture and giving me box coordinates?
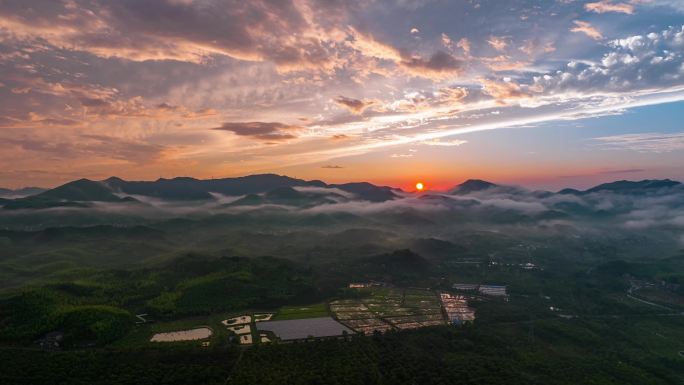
[592,132,684,152]
[441,33,453,50]
[480,78,531,101]
[2,133,165,164]
[585,1,635,14]
[456,38,471,55]
[0,0,350,73]
[533,25,684,95]
[347,29,463,79]
[212,121,301,141]
[321,165,343,169]
[334,96,378,114]
[400,51,464,78]
[439,87,468,101]
[487,36,508,51]
[571,21,604,40]
[597,168,646,174]
[481,55,532,72]
[421,139,468,146]
[519,39,556,56]
[346,28,405,62]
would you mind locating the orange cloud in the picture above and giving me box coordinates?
[481,56,531,71]
[457,38,471,55]
[348,29,463,79]
[436,87,468,105]
[441,33,453,50]
[480,78,531,102]
[571,21,604,40]
[585,1,635,14]
[0,0,349,74]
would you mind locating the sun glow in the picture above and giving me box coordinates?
[415,182,425,191]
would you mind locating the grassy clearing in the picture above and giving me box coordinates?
[112,314,236,348]
[272,303,329,320]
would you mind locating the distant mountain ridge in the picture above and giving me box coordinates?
[102,174,399,202]
[0,176,681,210]
[0,174,400,210]
[449,179,499,194]
[449,178,682,196]
[561,179,682,195]
[2,179,136,210]
[0,186,47,197]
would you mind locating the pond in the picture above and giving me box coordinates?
[256,317,352,340]
[150,327,212,342]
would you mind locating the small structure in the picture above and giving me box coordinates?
[521,262,537,270]
[259,333,272,343]
[349,283,370,288]
[240,334,253,345]
[452,284,479,291]
[135,313,151,324]
[226,324,251,335]
[36,331,64,351]
[222,315,251,325]
[478,285,508,297]
[254,313,274,322]
[348,281,384,289]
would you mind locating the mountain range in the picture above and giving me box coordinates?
[0,175,681,210]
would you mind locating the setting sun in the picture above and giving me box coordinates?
[415,182,425,191]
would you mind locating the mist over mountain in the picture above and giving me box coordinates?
[0,175,682,265]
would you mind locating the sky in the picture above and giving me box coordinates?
[1,0,683,190]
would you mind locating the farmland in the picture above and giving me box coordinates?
[331,287,446,334]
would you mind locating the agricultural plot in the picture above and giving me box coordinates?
[331,287,445,334]
[272,303,329,320]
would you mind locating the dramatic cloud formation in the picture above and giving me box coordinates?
[1,0,684,188]
[533,26,684,93]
